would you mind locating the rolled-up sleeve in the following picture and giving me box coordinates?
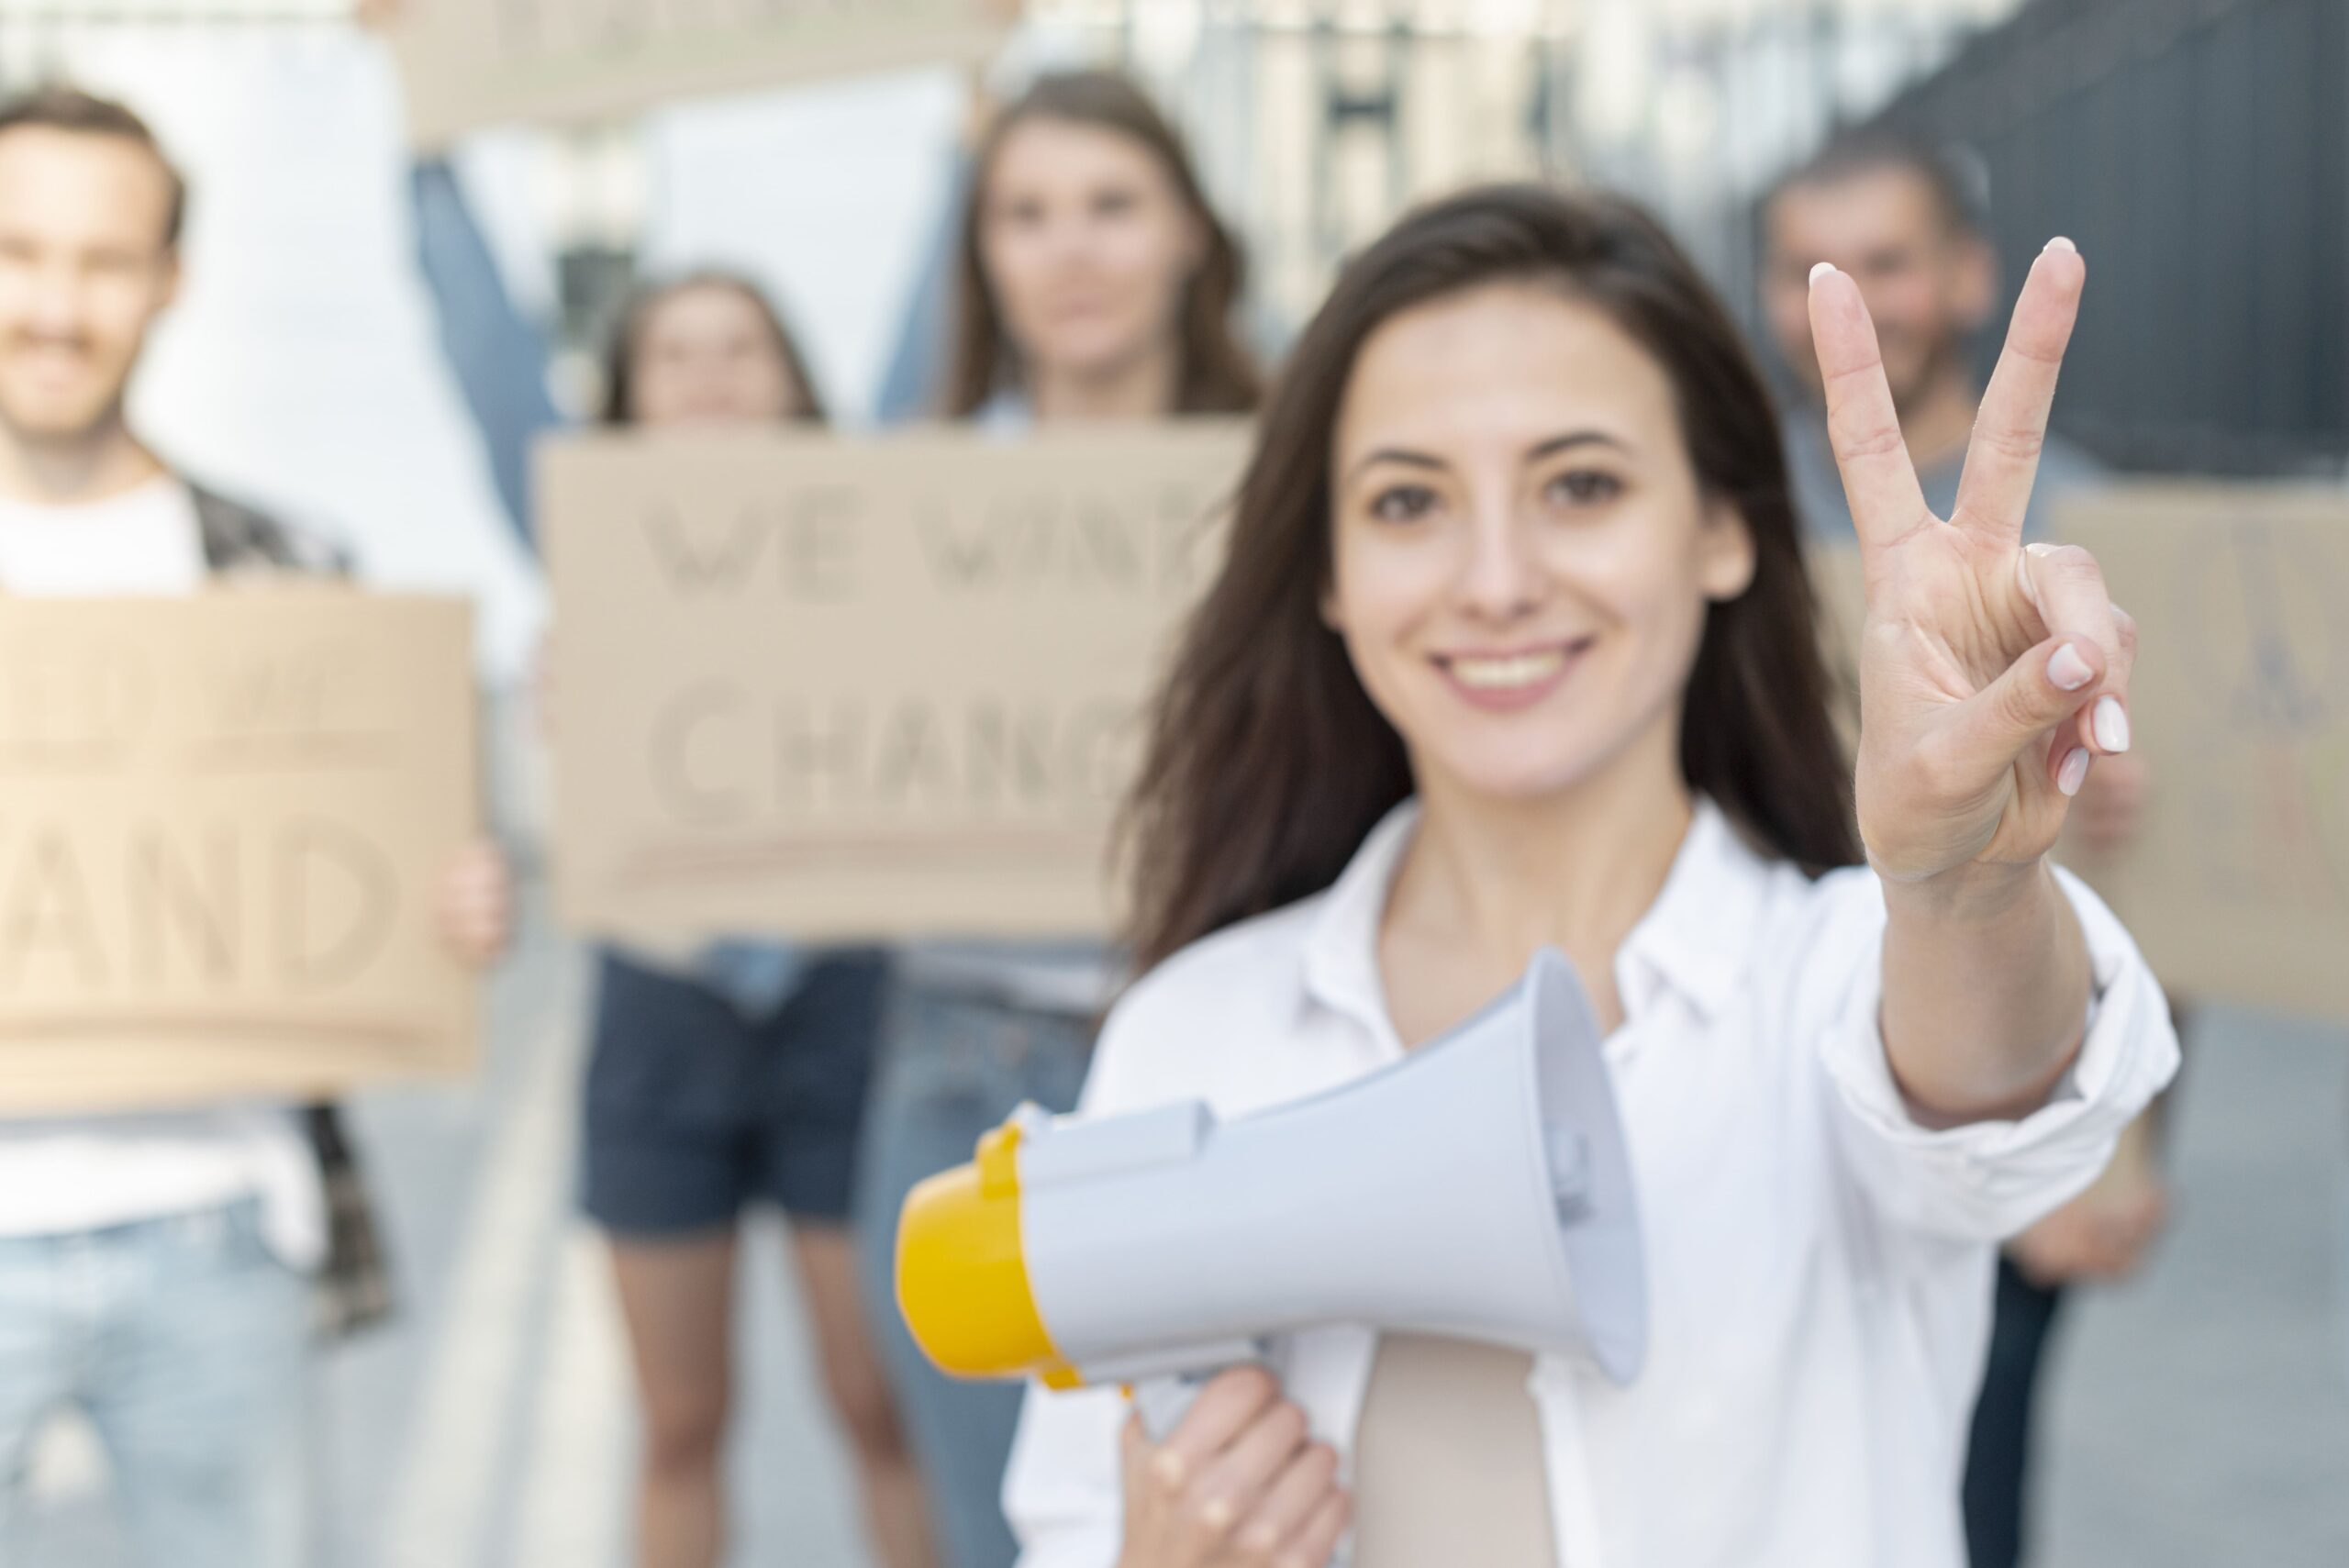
[1820,866,2181,1242]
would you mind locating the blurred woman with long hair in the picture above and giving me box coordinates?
[856,69,1259,1568]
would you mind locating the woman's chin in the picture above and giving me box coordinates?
[1418,748,1601,807]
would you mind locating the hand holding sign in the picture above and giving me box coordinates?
[437,839,513,967]
[1808,242,2136,884]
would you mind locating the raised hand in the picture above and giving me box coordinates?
[437,838,513,967]
[1809,239,2133,886]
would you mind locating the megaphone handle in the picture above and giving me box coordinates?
[1130,1374,1208,1442]
[1132,1374,1354,1567]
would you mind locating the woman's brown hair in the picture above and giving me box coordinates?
[946,70,1260,417]
[601,270,829,426]
[1121,183,1861,974]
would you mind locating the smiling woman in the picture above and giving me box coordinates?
[1007,183,2180,1568]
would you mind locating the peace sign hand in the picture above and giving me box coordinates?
[1809,239,2133,886]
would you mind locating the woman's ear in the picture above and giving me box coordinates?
[1698,499,1759,603]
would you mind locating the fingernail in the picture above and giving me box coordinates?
[2044,236,2076,254]
[1809,261,1836,284]
[1201,1497,1235,1531]
[2093,695,2130,753]
[2047,642,2095,692]
[2058,747,2092,797]
[1152,1451,1185,1489]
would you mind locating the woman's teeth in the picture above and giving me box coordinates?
[1447,650,1566,690]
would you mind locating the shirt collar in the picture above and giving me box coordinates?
[1612,797,1777,1027]
[1299,798,1422,1056]
[1299,795,1778,1049]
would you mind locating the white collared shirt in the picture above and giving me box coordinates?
[1004,797,2179,1568]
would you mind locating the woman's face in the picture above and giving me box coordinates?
[1325,282,1755,805]
[979,116,1204,388]
[626,282,804,427]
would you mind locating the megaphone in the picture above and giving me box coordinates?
[896,948,1645,1430]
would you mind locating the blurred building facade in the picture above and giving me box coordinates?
[1,0,2337,479]
[1867,0,2348,476]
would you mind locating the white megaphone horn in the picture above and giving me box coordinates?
[896,947,1645,1432]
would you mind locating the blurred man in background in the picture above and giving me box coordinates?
[0,87,506,1568]
[1760,130,2173,1568]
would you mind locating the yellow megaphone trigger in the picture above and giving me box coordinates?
[896,1116,1084,1391]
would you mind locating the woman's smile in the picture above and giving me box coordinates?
[1430,637,1595,711]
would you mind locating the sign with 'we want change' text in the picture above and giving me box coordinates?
[0,590,480,1113]
[539,423,1251,941]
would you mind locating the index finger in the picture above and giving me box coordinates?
[1152,1365,1280,1485]
[1807,262,1933,550]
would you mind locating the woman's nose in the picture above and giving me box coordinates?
[1454,506,1542,620]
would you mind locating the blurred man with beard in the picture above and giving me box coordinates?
[0,87,507,1568]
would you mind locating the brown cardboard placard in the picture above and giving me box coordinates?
[540,422,1251,941]
[392,0,1007,148]
[2053,485,2349,1019]
[0,589,481,1113]
[1807,484,2349,1021]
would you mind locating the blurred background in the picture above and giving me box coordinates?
[0,1,2342,1564]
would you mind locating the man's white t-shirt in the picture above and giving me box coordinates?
[0,475,324,1268]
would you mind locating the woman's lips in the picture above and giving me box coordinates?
[1431,639,1591,712]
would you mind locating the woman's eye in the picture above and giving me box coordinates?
[1091,189,1139,219]
[1546,469,1623,507]
[1369,484,1438,524]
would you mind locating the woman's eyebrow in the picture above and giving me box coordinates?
[1341,429,1631,488]
[1527,430,1631,462]
[1340,447,1447,486]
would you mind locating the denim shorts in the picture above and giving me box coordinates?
[583,946,888,1236]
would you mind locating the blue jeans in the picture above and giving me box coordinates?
[856,986,1095,1568]
[0,1200,309,1568]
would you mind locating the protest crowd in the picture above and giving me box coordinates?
[0,3,2341,1568]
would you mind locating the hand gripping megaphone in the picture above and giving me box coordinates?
[895,948,1646,1431]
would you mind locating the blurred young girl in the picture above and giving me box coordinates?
[409,172,930,1568]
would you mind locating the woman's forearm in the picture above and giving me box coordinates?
[1879,860,2094,1128]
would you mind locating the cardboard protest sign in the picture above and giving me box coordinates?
[393,0,1005,148]
[1808,484,2349,1020]
[540,423,1251,941]
[0,589,481,1113]
[2053,486,2349,1019]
